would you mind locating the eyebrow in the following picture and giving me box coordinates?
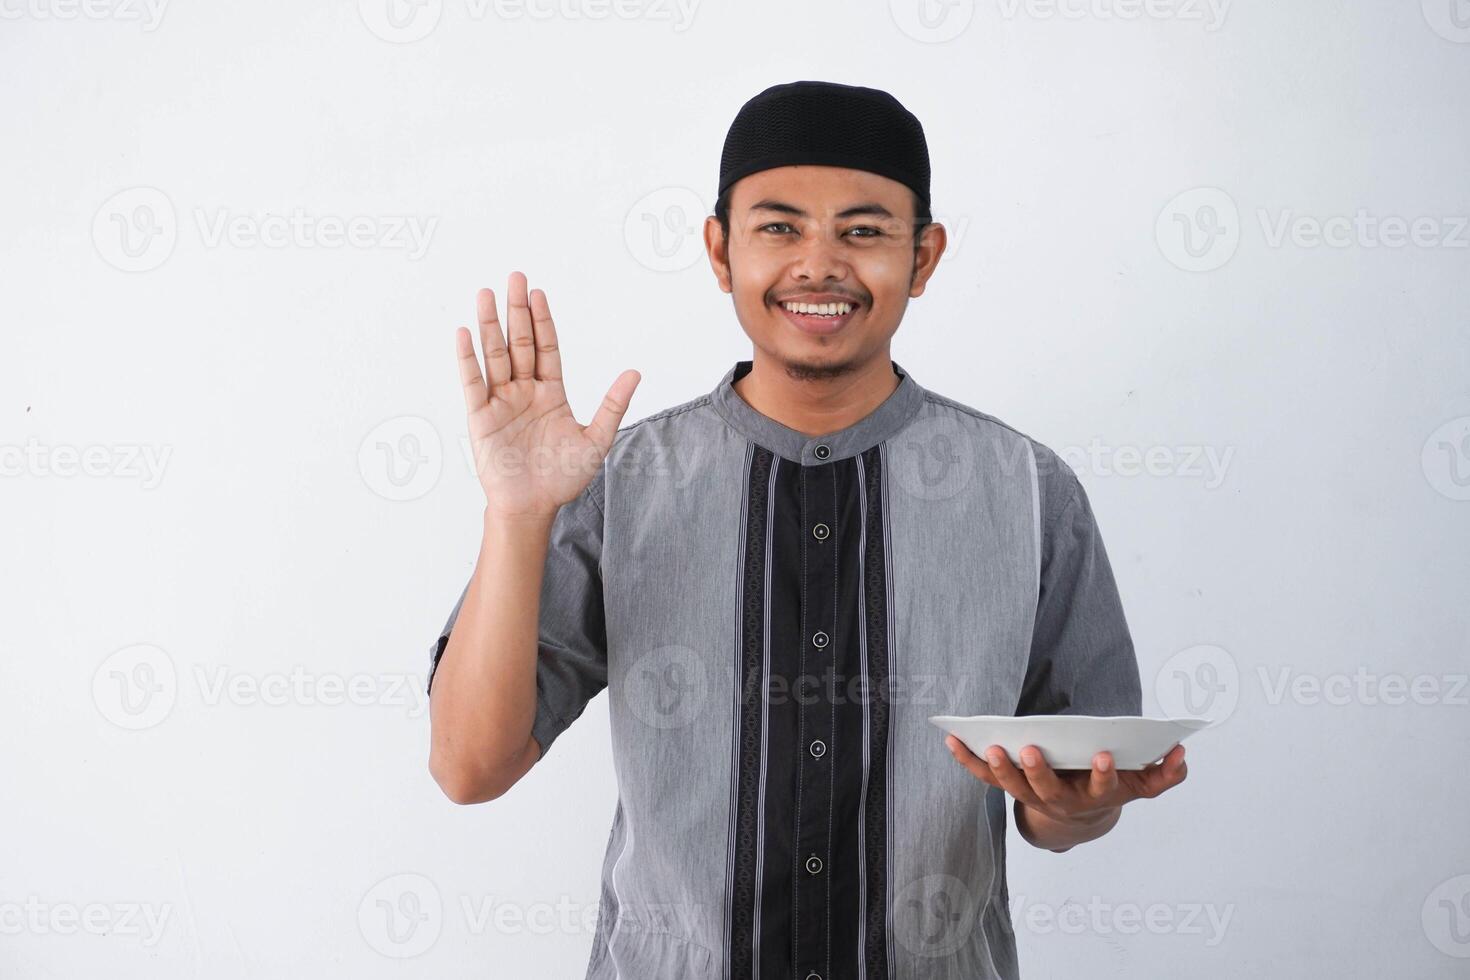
[746,199,897,221]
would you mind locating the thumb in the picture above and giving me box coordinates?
[583,369,640,457]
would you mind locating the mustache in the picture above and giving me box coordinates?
[770,291,866,305]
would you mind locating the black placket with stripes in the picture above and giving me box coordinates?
[728,442,892,980]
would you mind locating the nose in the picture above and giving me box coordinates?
[789,229,850,284]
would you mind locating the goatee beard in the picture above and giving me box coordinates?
[781,357,859,383]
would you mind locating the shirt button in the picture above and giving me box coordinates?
[813,444,831,460]
[810,740,826,759]
[812,631,829,649]
[805,854,823,875]
[812,523,830,541]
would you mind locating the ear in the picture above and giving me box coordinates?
[909,222,948,298]
[704,215,732,293]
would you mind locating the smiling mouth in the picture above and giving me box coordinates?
[775,299,861,335]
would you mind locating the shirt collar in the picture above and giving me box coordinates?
[709,358,926,465]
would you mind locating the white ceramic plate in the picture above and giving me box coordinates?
[928,714,1211,771]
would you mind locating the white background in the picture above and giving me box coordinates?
[4,0,1469,977]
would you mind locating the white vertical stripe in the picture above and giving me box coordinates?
[752,455,780,979]
[854,452,870,980]
[825,467,838,980]
[1025,440,1041,596]
[976,791,1004,979]
[603,449,629,968]
[606,807,635,962]
[722,442,755,980]
[880,441,897,979]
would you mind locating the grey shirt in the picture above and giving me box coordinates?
[427,359,1141,980]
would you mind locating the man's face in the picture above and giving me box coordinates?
[705,165,946,381]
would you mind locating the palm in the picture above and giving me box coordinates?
[456,272,640,519]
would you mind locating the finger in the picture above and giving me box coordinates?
[477,287,510,390]
[982,744,1042,808]
[1128,745,1188,799]
[455,326,489,413]
[946,735,1002,789]
[1087,751,1119,800]
[1140,761,1187,798]
[1153,744,1187,783]
[528,288,566,388]
[1018,744,1069,806]
[583,369,641,456]
[1155,745,1189,791]
[505,271,535,381]
[946,733,980,763]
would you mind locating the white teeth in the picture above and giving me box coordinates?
[782,301,853,316]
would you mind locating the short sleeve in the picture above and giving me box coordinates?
[1015,453,1142,717]
[425,477,609,757]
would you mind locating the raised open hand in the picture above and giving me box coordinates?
[456,271,640,520]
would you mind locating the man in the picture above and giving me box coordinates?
[426,79,1187,980]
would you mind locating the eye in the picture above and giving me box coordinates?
[757,222,885,238]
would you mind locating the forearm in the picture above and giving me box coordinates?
[428,507,555,801]
[1013,799,1121,853]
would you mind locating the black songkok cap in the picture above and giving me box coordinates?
[718,80,931,210]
